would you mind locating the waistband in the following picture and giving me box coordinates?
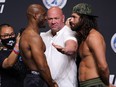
[28,71,40,75]
[80,77,105,87]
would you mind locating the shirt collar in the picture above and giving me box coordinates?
[56,26,66,35]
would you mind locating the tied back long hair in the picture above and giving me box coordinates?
[76,14,98,45]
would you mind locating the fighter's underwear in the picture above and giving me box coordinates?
[31,71,40,75]
[27,70,40,75]
[80,77,106,87]
[24,71,48,87]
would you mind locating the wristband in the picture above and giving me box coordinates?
[15,43,19,48]
[13,48,19,54]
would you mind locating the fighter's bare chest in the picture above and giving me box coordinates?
[79,41,90,58]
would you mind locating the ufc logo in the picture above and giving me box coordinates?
[0,0,6,13]
[110,75,116,86]
[0,0,5,3]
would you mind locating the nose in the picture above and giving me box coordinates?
[45,16,47,20]
[51,19,56,24]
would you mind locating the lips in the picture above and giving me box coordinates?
[51,24,58,28]
[70,23,75,27]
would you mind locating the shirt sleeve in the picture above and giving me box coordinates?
[64,26,77,43]
[0,50,11,67]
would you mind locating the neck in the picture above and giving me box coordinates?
[27,22,39,33]
[51,31,56,36]
[51,25,65,36]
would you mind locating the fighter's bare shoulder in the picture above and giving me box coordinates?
[86,29,105,48]
[21,29,43,46]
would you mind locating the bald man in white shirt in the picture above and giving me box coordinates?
[40,6,78,87]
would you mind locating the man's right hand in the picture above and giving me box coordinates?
[65,17,71,28]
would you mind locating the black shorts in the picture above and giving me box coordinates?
[24,71,48,87]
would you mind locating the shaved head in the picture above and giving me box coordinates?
[47,6,65,34]
[47,6,63,16]
[27,4,46,18]
[26,4,46,28]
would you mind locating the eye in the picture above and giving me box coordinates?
[10,32,15,35]
[55,18,59,20]
[0,32,15,38]
[47,18,52,20]
[0,34,9,38]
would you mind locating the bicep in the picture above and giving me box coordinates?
[65,40,78,51]
[64,32,78,52]
[30,37,47,65]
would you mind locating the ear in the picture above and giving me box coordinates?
[33,13,39,20]
[62,15,65,23]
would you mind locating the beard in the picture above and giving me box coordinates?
[38,16,46,28]
[38,20,46,28]
[70,22,80,31]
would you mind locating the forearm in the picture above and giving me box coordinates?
[39,65,55,87]
[99,67,110,86]
[63,47,76,55]
[52,40,77,56]
[2,44,19,68]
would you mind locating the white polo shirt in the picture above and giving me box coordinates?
[40,26,78,87]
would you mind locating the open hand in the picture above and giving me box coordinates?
[52,43,65,54]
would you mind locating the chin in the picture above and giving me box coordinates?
[72,29,77,31]
[71,26,75,30]
[71,27,77,31]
